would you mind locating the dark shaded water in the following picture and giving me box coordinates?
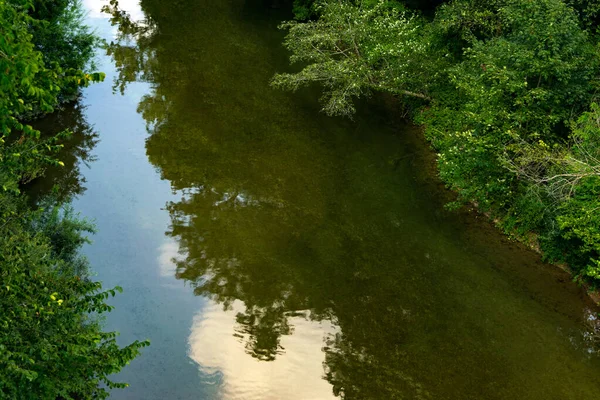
[31,0,600,398]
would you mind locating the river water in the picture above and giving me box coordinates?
[30,0,600,398]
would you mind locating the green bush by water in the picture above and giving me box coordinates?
[0,1,148,398]
[277,0,600,286]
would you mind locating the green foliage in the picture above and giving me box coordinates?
[0,0,103,131]
[558,177,600,280]
[0,0,56,137]
[0,0,148,398]
[28,0,102,101]
[292,0,316,19]
[450,0,596,136]
[425,0,597,212]
[554,106,600,280]
[0,198,150,399]
[276,0,600,285]
[28,0,98,69]
[566,0,600,32]
[272,0,429,116]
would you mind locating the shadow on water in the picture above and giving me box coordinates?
[25,99,99,204]
[90,0,600,398]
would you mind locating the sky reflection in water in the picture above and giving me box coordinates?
[51,1,600,399]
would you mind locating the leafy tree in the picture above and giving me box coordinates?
[272,0,430,116]
[449,0,596,138]
[510,104,600,280]
[274,0,600,285]
[0,200,150,399]
[28,0,101,101]
[0,0,149,398]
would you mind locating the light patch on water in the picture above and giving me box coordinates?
[84,0,150,42]
[188,301,338,400]
[157,239,182,277]
[84,0,145,21]
[583,309,600,354]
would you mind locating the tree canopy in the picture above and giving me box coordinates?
[276,0,600,285]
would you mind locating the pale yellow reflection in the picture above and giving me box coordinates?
[188,301,338,400]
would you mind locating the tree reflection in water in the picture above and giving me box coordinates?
[102,3,432,398]
[102,1,600,400]
[26,100,99,204]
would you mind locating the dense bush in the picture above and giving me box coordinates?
[0,1,148,398]
[0,200,149,399]
[277,0,600,286]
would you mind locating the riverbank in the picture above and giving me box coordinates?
[276,0,600,288]
[0,1,148,397]
[376,93,600,309]
[42,1,600,398]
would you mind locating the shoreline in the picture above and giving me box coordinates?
[377,93,600,308]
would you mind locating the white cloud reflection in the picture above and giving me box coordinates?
[157,239,181,278]
[189,301,338,400]
[84,0,145,20]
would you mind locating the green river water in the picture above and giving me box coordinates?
[30,0,600,398]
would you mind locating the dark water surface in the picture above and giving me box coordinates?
[33,0,600,398]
